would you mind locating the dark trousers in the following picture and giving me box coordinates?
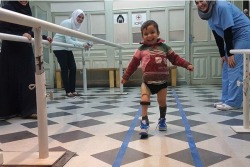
[53,50,76,93]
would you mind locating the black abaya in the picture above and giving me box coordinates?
[0,2,38,119]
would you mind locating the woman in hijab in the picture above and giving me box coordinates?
[52,9,91,97]
[0,1,52,120]
[195,0,250,110]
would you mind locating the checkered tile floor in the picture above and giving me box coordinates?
[1,85,250,167]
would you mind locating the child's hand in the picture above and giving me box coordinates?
[187,65,194,71]
[121,78,127,84]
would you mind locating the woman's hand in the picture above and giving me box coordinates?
[228,55,236,68]
[23,33,32,40]
[220,56,226,66]
[47,37,53,43]
[84,44,90,49]
[84,42,93,49]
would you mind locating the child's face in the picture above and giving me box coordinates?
[142,25,159,45]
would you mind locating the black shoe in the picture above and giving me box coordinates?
[25,114,37,119]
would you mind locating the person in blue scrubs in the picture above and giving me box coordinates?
[195,0,250,110]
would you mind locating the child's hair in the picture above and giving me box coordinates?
[140,20,159,35]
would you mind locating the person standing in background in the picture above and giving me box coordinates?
[243,9,250,19]
[52,9,91,97]
[0,1,52,120]
[195,0,250,110]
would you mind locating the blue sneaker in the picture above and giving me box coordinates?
[158,118,167,131]
[139,120,149,137]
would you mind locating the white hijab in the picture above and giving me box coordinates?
[70,9,85,31]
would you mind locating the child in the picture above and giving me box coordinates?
[121,20,194,138]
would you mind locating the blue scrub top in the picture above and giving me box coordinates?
[208,0,250,41]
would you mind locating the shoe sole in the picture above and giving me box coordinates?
[216,105,237,111]
[217,108,236,111]
[214,103,223,108]
[73,94,82,96]
[159,127,167,131]
[66,96,76,99]
[25,115,37,119]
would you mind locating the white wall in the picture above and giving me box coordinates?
[113,0,185,10]
[51,1,105,12]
